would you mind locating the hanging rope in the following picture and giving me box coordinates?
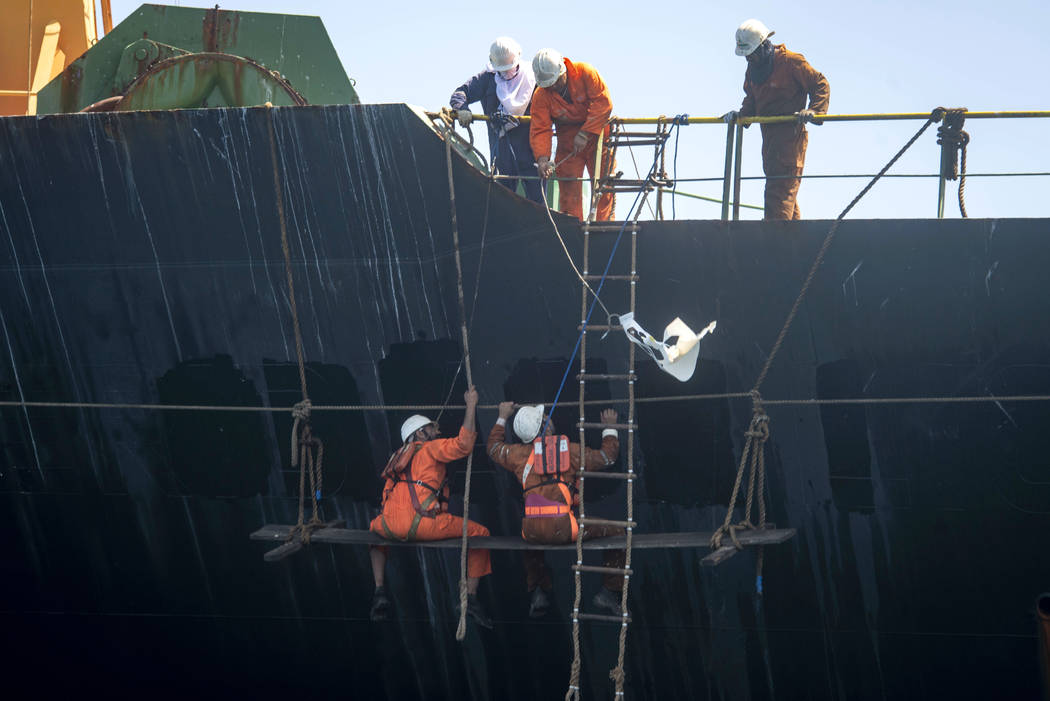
[435,175,493,424]
[710,108,947,581]
[937,108,970,217]
[444,135,477,642]
[266,105,325,545]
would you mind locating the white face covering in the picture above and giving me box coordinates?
[489,60,536,119]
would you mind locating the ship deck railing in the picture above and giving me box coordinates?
[427,109,1050,220]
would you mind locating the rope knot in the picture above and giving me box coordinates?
[292,399,312,421]
[672,113,690,126]
[609,666,626,685]
[936,108,969,181]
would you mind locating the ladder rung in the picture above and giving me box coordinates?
[578,422,635,430]
[611,131,671,138]
[577,373,634,381]
[576,612,632,624]
[582,221,639,232]
[573,564,633,576]
[609,139,664,147]
[578,324,622,331]
[580,471,635,481]
[578,517,636,529]
[582,274,638,281]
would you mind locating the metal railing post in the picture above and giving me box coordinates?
[732,123,745,221]
[937,173,947,218]
[721,120,735,221]
[588,128,605,221]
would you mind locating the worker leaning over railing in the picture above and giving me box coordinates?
[724,19,830,220]
[447,37,543,204]
[529,48,616,221]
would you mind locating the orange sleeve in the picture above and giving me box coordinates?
[423,426,476,463]
[486,421,531,475]
[579,63,613,135]
[740,74,756,117]
[529,89,554,160]
[569,435,620,472]
[795,53,829,116]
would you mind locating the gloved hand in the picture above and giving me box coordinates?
[572,130,592,153]
[796,109,817,124]
[537,156,554,179]
[457,109,473,127]
[721,110,739,124]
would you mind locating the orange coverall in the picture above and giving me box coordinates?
[739,45,830,220]
[529,58,615,221]
[487,421,624,592]
[369,427,491,579]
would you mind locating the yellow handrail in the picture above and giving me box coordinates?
[428,110,1050,125]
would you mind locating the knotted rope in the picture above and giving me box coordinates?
[290,399,324,542]
[444,135,477,642]
[710,109,946,587]
[266,105,325,546]
[936,107,970,217]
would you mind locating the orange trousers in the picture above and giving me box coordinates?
[761,125,808,220]
[369,509,492,579]
[555,125,615,221]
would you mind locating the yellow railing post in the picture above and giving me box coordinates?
[721,120,735,221]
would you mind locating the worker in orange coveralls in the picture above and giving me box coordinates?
[487,402,624,619]
[725,19,830,220]
[368,386,492,629]
[529,48,615,221]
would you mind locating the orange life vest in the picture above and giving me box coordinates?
[522,435,577,539]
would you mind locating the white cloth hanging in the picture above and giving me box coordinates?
[618,312,717,382]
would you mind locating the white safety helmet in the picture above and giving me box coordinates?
[400,414,435,443]
[735,19,774,56]
[513,404,545,443]
[489,36,522,72]
[532,48,566,88]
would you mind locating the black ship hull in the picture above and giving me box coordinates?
[1,104,1047,699]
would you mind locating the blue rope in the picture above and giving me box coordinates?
[542,117,687,435]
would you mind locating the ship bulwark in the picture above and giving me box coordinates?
[1,104,1047,699]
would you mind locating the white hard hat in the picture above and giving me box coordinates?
[400,414,434,443]
[735,19,774,56]
[489,36,522,72]
[532,49,566,88]
[513,404,545,443]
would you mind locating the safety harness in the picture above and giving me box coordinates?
[521,435,578,539]
[379,442,448,541]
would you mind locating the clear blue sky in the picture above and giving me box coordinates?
[109,1,1049,219]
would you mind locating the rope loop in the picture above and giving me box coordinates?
[292,398,312,421]
[936,108,969,181]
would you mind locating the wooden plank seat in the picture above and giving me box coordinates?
[251,524,795,552]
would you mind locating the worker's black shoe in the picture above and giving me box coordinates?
[529,587,552,619]
[370,586,390,622]
[591,586,623,616]
[457,594,493,630]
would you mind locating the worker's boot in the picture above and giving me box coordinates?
[528,587,552,619]
[457,594,493,630]
[591,586,623,616]
[370,586,391,622]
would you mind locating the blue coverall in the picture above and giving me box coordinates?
[450,72,543,204]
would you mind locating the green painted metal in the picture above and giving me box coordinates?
[36,3,358,114]
[117,53,306,111]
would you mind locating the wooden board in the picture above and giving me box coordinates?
[250,525,796,551]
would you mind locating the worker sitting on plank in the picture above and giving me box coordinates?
[487,402,624,618]
[368,386,493,629]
